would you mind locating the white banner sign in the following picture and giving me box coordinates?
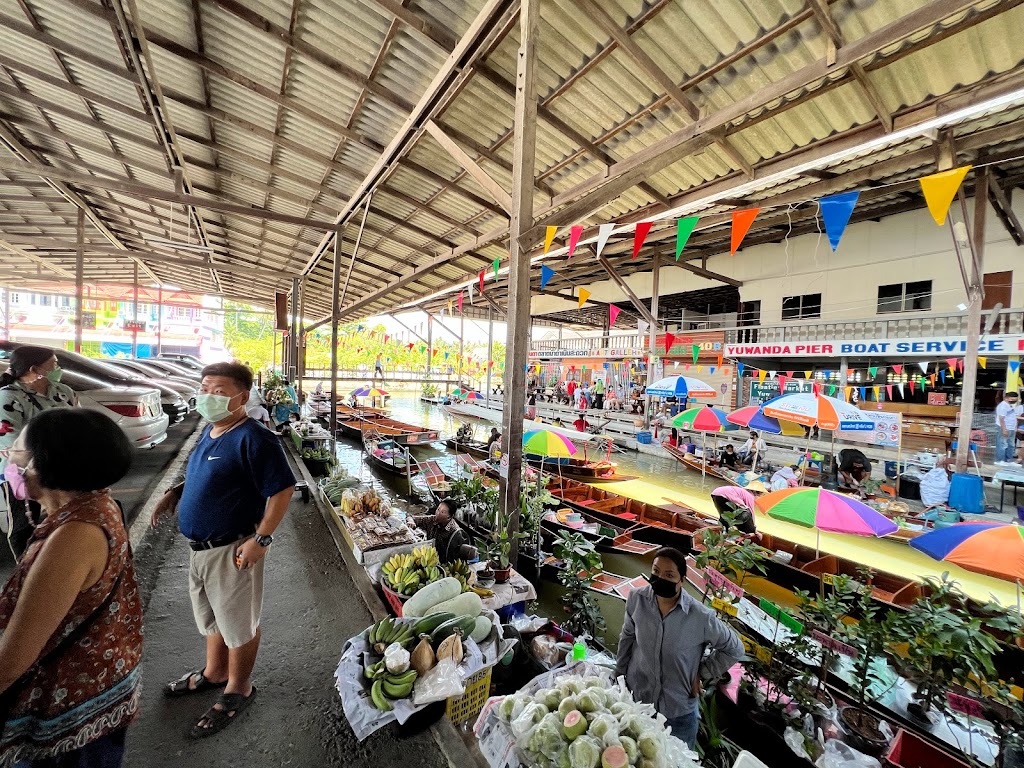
[725,335,1024,358]
[838,409,902,448]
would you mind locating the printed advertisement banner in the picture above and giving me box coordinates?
[725,335,1024,359]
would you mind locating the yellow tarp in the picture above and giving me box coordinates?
[591,477,1018,607]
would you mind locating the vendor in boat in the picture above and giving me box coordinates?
[769,464,801,491]
[617,547,744,749]
[455,422,473,444]
[738,431,767,469]
[408,498,473,564]
[665,427,679,448]
[485,427,501,451]
[710,486,761,541]
[718,443,739,470]
[837,448,871,489]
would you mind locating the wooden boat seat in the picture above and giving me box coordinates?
[800,554,838,577]
[890,581,925,607]
[870,586,896,602]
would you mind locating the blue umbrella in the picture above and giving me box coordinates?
[645,375,716,399]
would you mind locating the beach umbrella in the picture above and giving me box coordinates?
[910,522,1024,609]
[351,386,388,398]
[727,405,805,436]
[523,429,577,457]
[672,405,736,432]
[760,393,867,430]
[646,375,717,399]
[462,391,485,401]
[755,487,898,556]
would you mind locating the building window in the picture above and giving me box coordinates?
[10,293,19,305]
[877,280,932,313]
[737,300,761,326]
[37,295,52,307]
[59,296,71,309]
[781,293,822,320]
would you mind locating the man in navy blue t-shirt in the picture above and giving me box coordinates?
[152,362,295,738]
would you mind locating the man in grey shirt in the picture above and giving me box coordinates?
[616,547,744,749]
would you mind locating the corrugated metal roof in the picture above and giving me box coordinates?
[1,0,1023,316]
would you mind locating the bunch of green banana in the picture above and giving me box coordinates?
[381,551,444,596]
[367,616,415,654]
[369,668,418,711]
[443,559,473,592]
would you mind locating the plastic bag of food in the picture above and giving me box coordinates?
[410,659,464,707]
[518,712,565,760]
[384,642,410,674]
[815,739,881,768]
[511,700,550,739]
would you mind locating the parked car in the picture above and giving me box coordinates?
[140,358,202,382]
[0,342,188,426]
[156,353,204,373]
[0,359,169,449]
[106,359,198,410]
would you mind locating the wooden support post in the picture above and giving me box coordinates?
[289,277,299,384]
[486,305,494,407]
[644,255,660,429]
[156,283,163,355]
[956,169,988,473]
[330,232,343,438]
[426,314,433,380]
[74,209,84,353]
[500,0,539,568]
[131,261,139,358]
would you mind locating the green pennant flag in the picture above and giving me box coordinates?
[492,258,500,280]
[868,366,878,379]
[829,385,837,396]
[691,344,700,364]
[675,216,699,260]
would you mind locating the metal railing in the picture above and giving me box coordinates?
[530,309,1024,354]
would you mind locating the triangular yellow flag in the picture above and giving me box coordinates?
[804,370,812,379]
[873,386,880,400]
[844,386,852,401]
[978,356,986,369]
[919,165,971,226]
[578,288,591,308]
[697,365,703,373]
[543,226,558,254]
[757,369,767,383]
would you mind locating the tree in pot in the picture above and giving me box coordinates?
[552,531,606,640]
[891,573,1002,724]
[836,583,901,756]
[476,501,527,584]
[694,513,772,594]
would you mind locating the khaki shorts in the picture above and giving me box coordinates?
[188,541,266,649]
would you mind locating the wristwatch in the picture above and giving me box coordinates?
[254,533,274,547]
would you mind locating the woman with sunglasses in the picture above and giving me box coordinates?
[1,346,78,558]
[0,408,140,767]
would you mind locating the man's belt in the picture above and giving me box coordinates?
[187,533,249,551]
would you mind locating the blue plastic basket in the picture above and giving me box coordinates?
[636,431,652,444]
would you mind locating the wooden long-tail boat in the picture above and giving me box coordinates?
[363,431,417,476]
[444,436,492,460]
[337,414,439,445]
[540,508,659,557]
[525,455,638,482]
[336,403,388,418]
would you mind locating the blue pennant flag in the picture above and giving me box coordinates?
[820,191,860,251]
[859,387,866,401]
[540,265,555,290]
[737,363,744,378]
[1010,360,1022,374]
[940,370,946,382]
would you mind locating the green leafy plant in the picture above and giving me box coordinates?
[892,572,1003,720]
[697,695,742,768]
[421,383,437,397]
[553,531,606,639]
[694,514,771,590]
[839,583,899,714]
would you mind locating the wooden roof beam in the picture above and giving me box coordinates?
[987,174,1024,246]
[424,120,512,214]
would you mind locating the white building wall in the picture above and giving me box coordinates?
[531,192,1024,322]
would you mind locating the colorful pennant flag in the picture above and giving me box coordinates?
[859,387,866,401]
[978,356,986,369]
[957,359,963,373]
[829,385,837,397]
[886,385,893,399]
[737,363,745,378]
[819,191,860,251]
[873,386,880,401]
[692,345,700,364]
[478,271,485,294]
[457,291,464,314]
[919,166,971,226]
[940,370,946,383]
[804,370,812,379]
[609,305,621,326]
[633,222,653,260]
[867,366,878,379]
[567,225,583,258]
[492,258,500,280]
[578,288,591,308]
[468,282,473,304]
[697,365,704,373]
[540,265,555,290]
[1010,360,1021,374]
[909,380,916,394]
[675,216,699,260]
[918,361,929,374]
[638,319,649,336]
[844,386,852,401]
[596,223,615,258]
[777,374,789,391]
[946,357,957,374]
[892,364,903,375]
[758,369,767,383]
[731,208,760,254]
[664,332,676,354]
[543,226,558,254]
[709,366,717,375]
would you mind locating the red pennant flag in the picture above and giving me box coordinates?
[609,305,621,326]
[664,332,676,354]
[886,385,893,399]
[777,374,789,391]
[730,208,760,254]
[909,380,916,394]
[457,291,464,314]
[357,347,363,353]
[384,334,390,344]
[786,371,794,378]
[568,225,583,258]
[957,359,964,373]
[945,357,957,372]
[479,271,485,294]
[407,343,414,351]
[632,222,653,259]
[488,360,494,368]
[891,364,903,375]
[812,382,821,396]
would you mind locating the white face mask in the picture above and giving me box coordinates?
[196,392,237,422]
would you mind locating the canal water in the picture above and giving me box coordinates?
[325,392,727,651]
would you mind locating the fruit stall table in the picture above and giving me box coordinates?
[290,423,332,452]
[472,562,536,617]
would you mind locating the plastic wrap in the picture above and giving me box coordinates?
[815,739,882,768]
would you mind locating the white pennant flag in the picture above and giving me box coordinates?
[897,382,905,398]
[468,282,474,304]
[918,361,929,373]
[596,223,615,258]
[769,370,777,379]
[638,319,649,336]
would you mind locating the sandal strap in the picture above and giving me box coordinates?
[216,692,247,711]
[169,669,207,690]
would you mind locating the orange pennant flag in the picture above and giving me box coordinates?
[543,225,558,254]
[844,386,852,401]
[919,166,971,226]
[731,208,760,254]
[578,288,591,308]
[716,353,723,368]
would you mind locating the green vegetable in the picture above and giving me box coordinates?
[562,710,588,740]
[568,736,601,768]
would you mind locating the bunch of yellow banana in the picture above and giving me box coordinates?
[369,669,418,711]
[444,559,473,592]
[381,550,443,596]
[470,585,495,598]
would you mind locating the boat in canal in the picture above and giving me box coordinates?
[525,455,638,482]
[663,443,758,488]
[337,413,439,446]
[540,507,659,557]
[363,430,418,477]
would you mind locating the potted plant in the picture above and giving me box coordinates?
[552,531,606,639]
[694,516,771,595]
[836,583,899,756]
[477,502,527,584]
[891,573,1002,724]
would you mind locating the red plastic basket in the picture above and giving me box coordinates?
[381,580,408,617]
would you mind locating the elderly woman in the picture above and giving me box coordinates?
[0,409,141,767]
[1,346,77,558]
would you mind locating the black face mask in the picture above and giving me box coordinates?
[647,574,680,598]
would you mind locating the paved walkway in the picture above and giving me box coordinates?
[124,462,449,767]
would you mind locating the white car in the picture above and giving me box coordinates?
[0,361,169,449]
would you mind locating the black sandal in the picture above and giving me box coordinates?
[165,669,227,697]
[189,687,258,738]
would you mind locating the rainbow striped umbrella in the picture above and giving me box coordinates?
[756,487,898,555]
[462,391,485,401]
[671,405,737,432]
[727,405,805,436]
[351,386,388,398]
[523,429,577,458]
[910,522,1024,584]
[760,393,868,431]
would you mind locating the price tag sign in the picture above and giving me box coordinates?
[947,692,985,718]
[706,566,744,599]
[811,629,858,659]
[821,573,834,586]
[711,597,738,617]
